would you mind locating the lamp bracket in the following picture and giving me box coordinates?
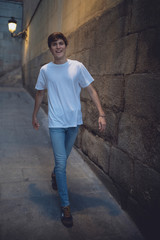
[11,29,27,39]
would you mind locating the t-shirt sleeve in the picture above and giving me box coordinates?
[35,68,47,90]
[79,63,94,88]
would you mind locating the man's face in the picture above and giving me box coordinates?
[50,39,67,61]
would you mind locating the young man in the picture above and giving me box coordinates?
[32,32,106,228]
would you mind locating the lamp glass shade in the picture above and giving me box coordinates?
[8,22,17,33]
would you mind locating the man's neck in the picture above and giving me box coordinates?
[53,57,67,65]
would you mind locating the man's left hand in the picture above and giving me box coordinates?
[98,116,106,132]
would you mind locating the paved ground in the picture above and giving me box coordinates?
[0,87,144,240]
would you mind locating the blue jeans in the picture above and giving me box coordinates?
[49,126,79,207]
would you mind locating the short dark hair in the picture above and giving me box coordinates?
[48,32,68,48]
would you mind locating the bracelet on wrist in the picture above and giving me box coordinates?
[99,115,106,118]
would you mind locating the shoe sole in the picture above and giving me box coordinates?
[61,219,73,228]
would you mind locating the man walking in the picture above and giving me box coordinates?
[32,32,106,227]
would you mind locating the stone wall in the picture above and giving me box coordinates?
[22,0,160,239]
[0,0,23,78]
[0,66,22,87]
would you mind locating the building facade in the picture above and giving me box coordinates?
[0,0,23,79]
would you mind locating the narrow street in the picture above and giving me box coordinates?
[0,87,144,240]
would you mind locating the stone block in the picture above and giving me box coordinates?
[129,0,160,33]
[62,0,124,36]
[0,67,22,87]
[74,49,90,69]
[95,0,131,45]
[118,113,149,161]
[74,125,83,148]
[136,29,160,73]
[81,100,98,128]
[66,33,76,57]
[109,147,133,192]
[125,73,160,121]
[81,100,119,143]
[81,129,110,173]
[132,161,160,213]
[124,73,160,171]
[92,75,125,112]
[118,113,160,172]
[80,86,91,101]
[89,34,138,75]
[74,19,97,54]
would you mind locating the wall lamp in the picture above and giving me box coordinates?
[8,17,27,39]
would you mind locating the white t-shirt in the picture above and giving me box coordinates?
[35,59,94,128]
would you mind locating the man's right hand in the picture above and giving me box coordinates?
[32,90,44,130]
[32,116,40,130]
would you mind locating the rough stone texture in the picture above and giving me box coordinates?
[91,75,125,111]
[61,0,124,36]
[21,0,160,239]
[109,147,133,193]
[81,129,110,174]
[129,0,160,33]
[95,1,131,45]
[0,67,22,87]
[89,34,138,75]
[118,113,160,173]
[127,195,159,240]
[125,73,160,121]
[118,114,149,159]
[136,29,160,73]
[81,100,119,143]
[126,160,160,239]
[132,161,160,211]
[122,73,160,172]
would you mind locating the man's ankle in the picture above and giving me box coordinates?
[61,205,73,227]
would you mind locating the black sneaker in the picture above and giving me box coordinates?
[61,205,73,228]
[51,173,58,190]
